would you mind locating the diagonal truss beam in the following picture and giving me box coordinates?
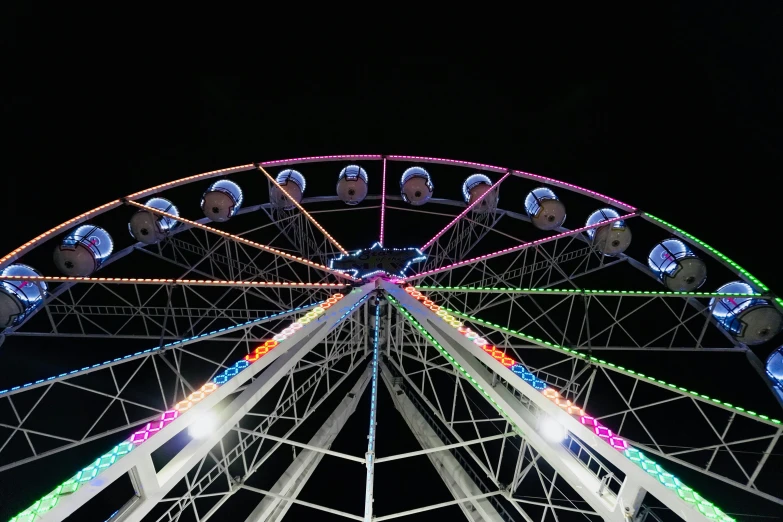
[420,171,511,251]
[385,281,734,522]
[0,275,346,289]
[243,367,372,521]
[124,199,356,281]
[404,213,637,281]
[12,286,372,522]
[257,165,349,255]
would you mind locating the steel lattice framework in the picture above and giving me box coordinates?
[0,155,781,522]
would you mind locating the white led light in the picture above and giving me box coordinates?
[188,411,219,440]
[539,416,567,443]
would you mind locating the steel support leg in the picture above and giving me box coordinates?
[244,366,372,521]
[380,361,507,522]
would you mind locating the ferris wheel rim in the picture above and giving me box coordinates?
[0,154,776,310]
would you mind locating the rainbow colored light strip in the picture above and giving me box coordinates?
[8,293,347,522]
[404,213,635,281]
[420,171,511,251]
[401,286,735,522]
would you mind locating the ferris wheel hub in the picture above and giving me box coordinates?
[328,242,426,281]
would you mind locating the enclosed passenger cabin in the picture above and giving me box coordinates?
[201,180,243,222]
[462,174,497,213]
[400,167,433,206]
[270,169,306,209]
[585,208,631,255]
[0,264,47,328]
[53,225,114,276]
[336,165,368,205]
[647,239,707,291]
[710,281,782,345]
[129,197,180,245]
[767,347,783,389]
[524,187,566,230]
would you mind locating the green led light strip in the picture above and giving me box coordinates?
[441,305,782,427]
[414,286,764,298]
[385,296,524,437]
[391,294,736,521]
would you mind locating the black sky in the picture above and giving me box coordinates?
[3,5,783,521]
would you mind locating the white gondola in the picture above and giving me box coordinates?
[336,165,368,205]
[201,180,243,222]
[585,208,631,255]
[0,264,47,328]
[53,225,114,276]
[524,187,566,230]
[767,346,783,389]
[462,174,497,213]
[400,167,433,206]
[129,197,180,245]
[710,282,782,345]
[647,239,707,291]
[270,170,306,209]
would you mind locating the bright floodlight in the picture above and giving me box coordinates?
[188,411,218,440]
[539,416,566,443]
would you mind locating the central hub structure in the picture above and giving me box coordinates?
[328,242,426,280]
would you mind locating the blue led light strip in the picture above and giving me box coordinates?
[363,294,381,521]
[368,298,380,454]
[0,302,322,397]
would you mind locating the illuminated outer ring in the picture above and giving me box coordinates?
[0,155,776,311]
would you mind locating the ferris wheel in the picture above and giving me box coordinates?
[1,155,782,522]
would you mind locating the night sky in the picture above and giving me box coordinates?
[3,5,783,521]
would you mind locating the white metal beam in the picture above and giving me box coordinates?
[244,366,372,521]
[385,281,726,522]
[39,285,373,522]
[380,362,509,522]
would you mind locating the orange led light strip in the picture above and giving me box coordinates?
[125,200,358,281]
[0,165,256,269]
[257,165,349,255]
[0,275,346,288]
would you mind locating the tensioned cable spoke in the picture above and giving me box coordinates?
[413,285,767,299]
[436,300,781,426]
[420,171,511,251]
[379,157,387,246]
[124,199,357,281]
[257,165,349,255]
[1,275,347,289]
[404,213,637,281]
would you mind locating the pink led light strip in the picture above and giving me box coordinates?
[405,213,636,281]
[125,200,358,281]
[257,166,349,255]
[1,275,346,288]
[380,157,387,246]
[260,154,382,167]
[386,155,637,212]
[513,169,637,212]
[0,155,635,276]
[0,165,256,270]
[420,171,512,251]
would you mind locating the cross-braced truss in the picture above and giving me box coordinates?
[1,155,782,522]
